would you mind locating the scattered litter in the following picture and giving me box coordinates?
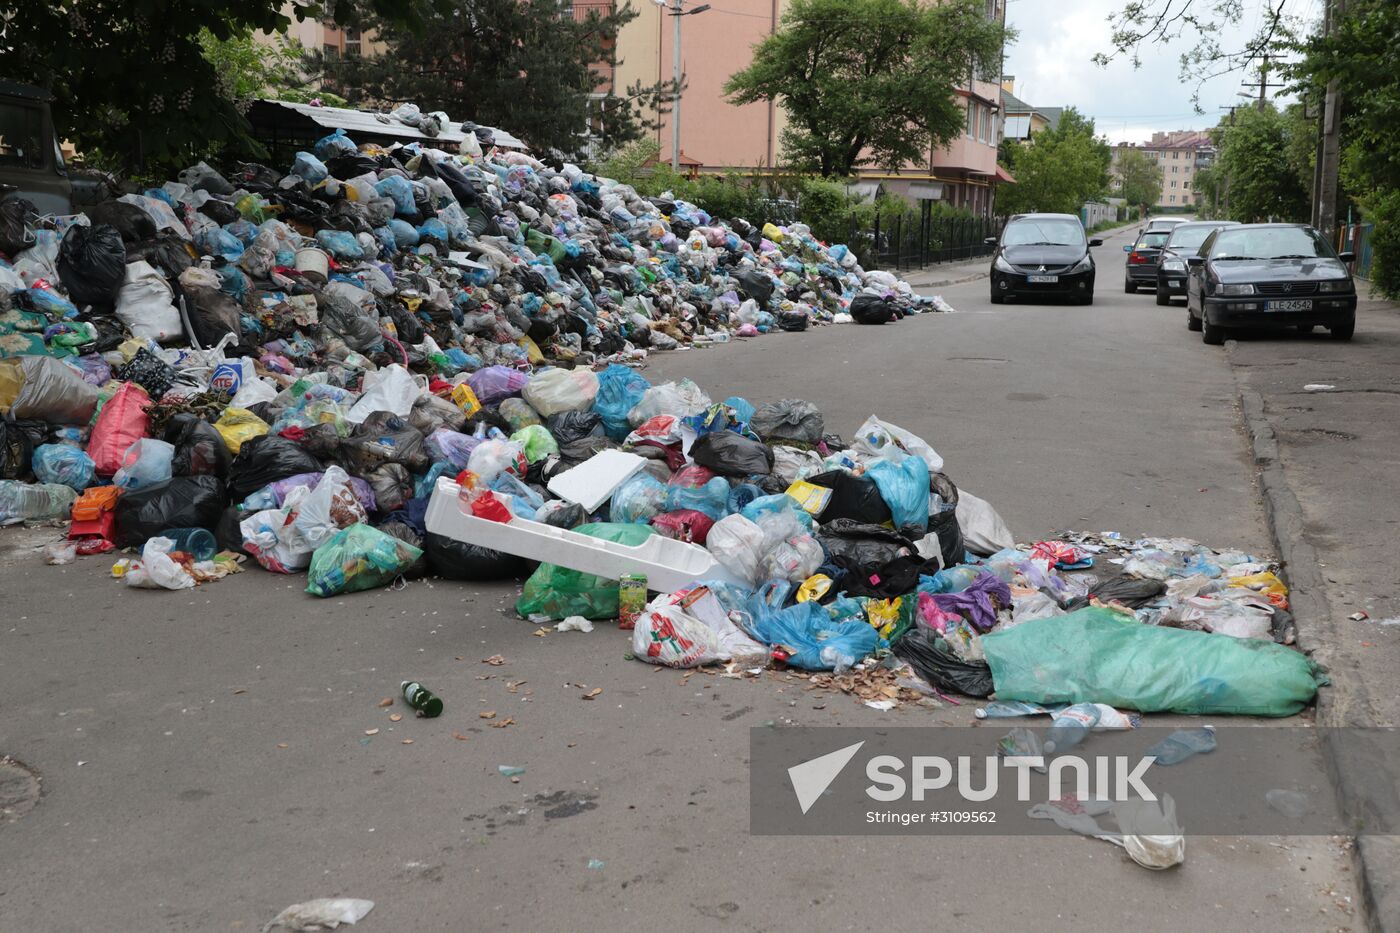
[1303,384,1336,392]
[498,765,525,777]
[587,858,605,870]
[261,897,375,933]
[556,616,594,633]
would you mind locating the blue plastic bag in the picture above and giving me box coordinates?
[315,229,363,261]
[723,396,756,428]
[32,444,95,490]
[741,493,813,531]
[197,229,244,262]
[593,364,650,441]
[417,218,449,245]
[388,218,419,247]
[866,456,930,531]
[313,128,357,161]
[665,476,730,520]
[726,482,764,515]
[375,176,416,216]
[746,582,882,671]
[610,473,668,524]
[291,151,328,183]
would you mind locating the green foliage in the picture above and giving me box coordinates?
[724,0,1010,177]
[1295,0,1400,297]
[197,29,316,110]
[1114,148,1164,211]
[996,108,1110,215]
[1210,104,1310,223]
[316,0,674,160]
[0,0,447,174]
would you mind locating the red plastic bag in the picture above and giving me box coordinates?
[668,464,716,488]
[651,509,716,545]
[470,490,513,523]
[88,382,151,476]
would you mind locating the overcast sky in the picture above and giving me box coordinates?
[1002,0,1322,144]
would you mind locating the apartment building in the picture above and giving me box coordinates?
[1111,130,1215,209]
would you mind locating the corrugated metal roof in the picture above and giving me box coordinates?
[257,99,529,150]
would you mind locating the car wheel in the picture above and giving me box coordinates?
[1202,316,1226,345]
[1155,287,1170,306]
[989,290,1004,304]
[1330,315,1355,341]
[1123,279,1136,294]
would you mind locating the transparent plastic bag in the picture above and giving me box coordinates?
[113,438,175,490]
[521,367,599,417]
[609,472,668,524]
[706,513,766,586]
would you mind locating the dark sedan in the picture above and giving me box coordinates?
[1186,223,1358,344]
[1122,228,1171,293]
[1154,220,1239,304]
[987,213,1102,305]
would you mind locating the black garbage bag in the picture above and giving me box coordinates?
[128,232,195,279]
[0,420,34,480]
[545,410,604,446]
[341,412,428,473]
[365,463,414,514]
[326,153,381,179]
[689,431,773,477]
[928,507,965,569]
[778,310,809,332]
[556,435,617,467]
[86,200,157,244]
[817,518,914,567]
[850,294,895,325]
[388,304,425,345]
[319,290,382,351]
[736,269,774,305]
[750,399,824,446]
[0,197,36,256]
[115,348,177,399]
[538,502,587,529]
[164,413,232,478]
[809,470,893,525]
[198,199,241,226]
[1068,575,1166,610]
[892,626,994,697]
[114,475,228,548]
[56,224,126,307]
[297,423,344,461]
[214,505,250,555]
[835,554,934,599]
[378,520,429,578]
[227,436,322,502]
[423,531,529,581]
[182,281,241,348]
[409,394,467,435]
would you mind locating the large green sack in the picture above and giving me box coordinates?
[305,523,423,598]
[981,607,1325,717]
[515,522,655,620]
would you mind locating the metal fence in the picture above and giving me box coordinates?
[848,206,1001,271]
[1340,222,1375,281]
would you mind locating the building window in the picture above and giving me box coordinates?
[1171,165,1178,173]
[1170,180,1178,188]
[966,102,976,138]
[1169,195,1176,203]
[979,105,989,143]
[1183,182,1190,190]
[322,43,340,59]
[344,27,361,57]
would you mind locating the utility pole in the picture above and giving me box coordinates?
[1313,0,1345,240]
[1241,54,1286,110]
[667,1,711,173]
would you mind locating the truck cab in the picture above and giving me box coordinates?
[0,81,74,216]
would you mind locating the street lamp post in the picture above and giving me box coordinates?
[665,0,710,173]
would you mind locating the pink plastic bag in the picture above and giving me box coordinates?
[88,382,151,476]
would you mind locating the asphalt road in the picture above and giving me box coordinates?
[0,220,1361,932]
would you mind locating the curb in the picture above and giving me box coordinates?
[907,271,990,291]
[1227,341,1398,933]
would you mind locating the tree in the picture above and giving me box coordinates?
[197,29,339,111]
[1210,103,1310,223]
[316,0,675,160]
[723,0,1010,178]
[1294,0,1400,298]
[0,0,446,173]
[995,108,1110,215]
[1114,148,1164,213]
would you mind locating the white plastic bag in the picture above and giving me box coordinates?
[293,466,368,550]
[852,415,943,473]
[113,438,175,490]
[115,260,184,343]
[627,379,712,427]
[956,490,1014,556]
[706,514,766,586]
[466,438,527,483]
[760,533,824,583]
[631,588,764,668]
[262,897,375,933]
[117,193,190,240]
[230,377,279,409]
[124,537,196,590]
[346,364,423,424]
[771,446,825,485]
[240,498,314,574]
[521,367,599,417]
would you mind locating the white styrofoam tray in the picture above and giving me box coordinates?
[425,477,746,593]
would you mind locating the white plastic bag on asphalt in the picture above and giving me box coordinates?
[956,489,1015,556]
[124,537,195,590]
[346,364,422,424]
[631,587,765,668]
[261,897,375,933]
[851,415,944,473]
[115,260,184,342]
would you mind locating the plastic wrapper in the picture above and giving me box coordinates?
[32,443,95,490]
[609,472,668,524]
[522,367,599,417]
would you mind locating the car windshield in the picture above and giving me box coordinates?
[1137,232,1170,248]
[1211,227,1334,261]
[1168,225,1226,251]
[1002,219,1085,247]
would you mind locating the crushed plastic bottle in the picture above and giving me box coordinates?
[976,700,1053,719]
[1146,725,1216,765]
[0,481,77,525]
[1043,703,1101,754]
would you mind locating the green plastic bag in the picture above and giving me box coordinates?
[515,523,655,620]
[981,607,1325,717]
[305,523,423,598]
[510,424,559,464]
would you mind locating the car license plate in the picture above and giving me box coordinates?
[1027,275,1058,283]
[1266,299,1313,312]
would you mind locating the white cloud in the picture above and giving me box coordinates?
[1002,0,1316,144]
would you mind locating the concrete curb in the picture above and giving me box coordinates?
[1226,341,1398,933]
[908,271,989,290]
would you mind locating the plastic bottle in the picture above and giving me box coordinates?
[401,680,443,718]
[1146,725,1216,765]
[975,700,1052,719]
[1043,703,1101,754]
[0,481,77,524]
[159,527,217,561]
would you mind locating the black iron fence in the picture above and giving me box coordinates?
[848,207,1003,271]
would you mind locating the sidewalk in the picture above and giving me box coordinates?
[899,256,991,290]
[1225,289,1400,929]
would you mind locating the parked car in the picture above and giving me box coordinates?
[1122,227,1173,293]
[1143,217,1190,234]
[1185,223,1357,344]
[986,213,1102,305]
[1155,220,1239,304]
